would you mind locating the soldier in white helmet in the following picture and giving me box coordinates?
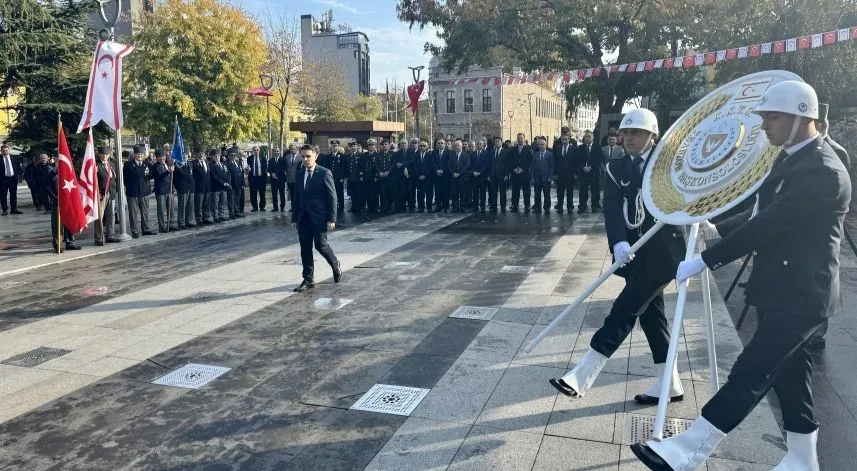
[632,80,851,471]
[549,108,687,407]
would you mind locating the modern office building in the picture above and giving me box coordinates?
[300,11,370,98]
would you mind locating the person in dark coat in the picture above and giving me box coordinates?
[246,145,267,211]
[345,142,366,213]
[487,137,508,213]
[210,148,231,222]
[430,138,450,212]
[190,147,212,225]
[448,139,471,213]
[94,147,120,243]
[123,145,156,237]
[226,149,245,218]
[413,140,434,212]
[390,140,410,212]
[574,130,605,213]
[173,153,195,229]
[549,109,687,407]
[373,141,394,213]
[291,145,341,293]
[152,149,174,233]
[318,140,348,213]
[266,147,284,212]
[23,155,41,210]
[508,133,533,212]
[632,82,850,471]
[469,138,490,213]
[553,133,576,214]
[33,153,80,251]
[1,143,24,215]
[530,137,554,213]
[404,137,420,211]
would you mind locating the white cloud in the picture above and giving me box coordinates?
[359,24,441,90]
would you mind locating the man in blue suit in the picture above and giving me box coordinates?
[530,137,554,213]
[291,145,342,293]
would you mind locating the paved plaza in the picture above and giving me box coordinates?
[1,183,856,470]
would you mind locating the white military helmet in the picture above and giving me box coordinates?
[618,108,659,136]
[752,80,818,120]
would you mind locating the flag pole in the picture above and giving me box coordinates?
[167,116,176,232]
[56,116,62,255]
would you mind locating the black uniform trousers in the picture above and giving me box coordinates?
[270,180,286,210]
[533,180,552,211]
[488,177,508,211]
[556,175,575,211]
[471,177,487,210]
[348,180,363,212]
[450,176,469,210]
[334,180,345,212]
[434,177,450,211]
[417,177,433,210]
[406,177,417,209]
[249,176,266,210]
[590,277,671,365]
[377,178,393,212]
[1,175,18,211]
[390,177,406,212]
[578,168,601,209]
[701,310,824,434]
[297,213,339,283]
[510,173,531,210]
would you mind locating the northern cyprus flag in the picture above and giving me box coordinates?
[78,40,134,132]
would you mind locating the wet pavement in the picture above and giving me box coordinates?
[0,181,855,470]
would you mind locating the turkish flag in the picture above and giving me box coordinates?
[704,52,716,65]
[773,41,786,53]
[576,70,586,80]
[726,49,737,60]
[664,58,674,69]
[645,61,654,71]
[798,36,811,49]
[592,67,601,77]
[406,80,424,114]
[823,31,836,45]
[852,27,857,39]
[628,63,637,72]
[78,40,134,132]
[57,123,87,234]
[683,55,694,67]
[749,45,761,57]
[562,71,571,83]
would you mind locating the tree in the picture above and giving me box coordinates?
[352,95,384,120]
[297,55,354,121]
[397,0,709,137]
[0,0,99,151]
[125,0,268,145]
[262,13,305,149]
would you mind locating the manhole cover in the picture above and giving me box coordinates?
[186,291,220,301]
[350,384,430,416]
[152,363,231,389]
[500,265,534,274]
[384,261,418,269]
[312,297,353,310]
[449,306,498,320]
[2,347,72,367]
[621,413,694,445]
[0,281,28,290]
[82,286,111,297]
[352,237,374,242]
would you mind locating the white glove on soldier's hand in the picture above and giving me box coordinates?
[700,220,720,240]
[677,256,707,282]
[613,241,634,265]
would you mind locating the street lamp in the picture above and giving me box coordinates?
[408,65,425,139]
[526,92,535,140]
[507,110,514,141]
[259,73,274,155]
[427,98,434,143]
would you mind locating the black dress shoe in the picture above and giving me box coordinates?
[10,210,22,214]
[251,208,258,212]
[142,231,157,236]
[65,243,82,250]
[293,280,314,292]
[106,238,121,243]
[272,206,279,211]
[131,233,140,239]
[557,209,564,214]
[634,393,684,405]
[630,443,674,470]
[260,208,267,212]
[186,224,197,228]
[577,207,587,214]
[94,240,105,246]
[548,378,579,397]
[333,268,342,283]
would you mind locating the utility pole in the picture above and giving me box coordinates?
[507,110,514,141]
[526,92,535,140]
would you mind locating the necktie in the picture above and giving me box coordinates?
[496,149,499,159]
[633,156,644,176]
[540,151,544,160]
[4,156,12,177]
[305,169,312,188]
[255,156,260,176]
[609,147,613,159]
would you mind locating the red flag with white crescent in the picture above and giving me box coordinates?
[78,40,134,132]
[406,80,424,114]
[57,123,87,234]
[78,129,98,226]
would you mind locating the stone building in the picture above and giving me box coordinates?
[300,11,370,98]
[427,58,569,143]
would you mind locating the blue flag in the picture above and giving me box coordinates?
[171,119,185,164]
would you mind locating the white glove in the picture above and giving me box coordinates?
[700,220,720,240]
[676,256,708,282]
[613,241,634,265]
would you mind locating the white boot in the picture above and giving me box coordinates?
[633,416,726,471]
[636,361,685,404]
[772,430,820,471]
[557,349,608,397]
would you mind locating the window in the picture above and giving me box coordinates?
[433,92,438,115]
[464,90,474,112]
[482,89,492,112]
[446,90,455,113]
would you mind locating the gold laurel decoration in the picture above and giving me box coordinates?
[649,93,731,213]
[682,144,779,216]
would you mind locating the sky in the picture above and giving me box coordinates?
[233,0,441,92]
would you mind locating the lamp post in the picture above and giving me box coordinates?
[507,110,514,141]
[408,66,425,139]
[259,74,274,154]
[428,98,434,143]
[526,92,535,140]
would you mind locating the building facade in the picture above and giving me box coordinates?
[300,12,370,98]
[427,57,568,143]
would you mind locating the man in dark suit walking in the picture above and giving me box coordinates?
[247,145,267,212]
[291,145,342,293]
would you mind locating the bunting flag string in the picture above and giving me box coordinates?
[432,26,856,87]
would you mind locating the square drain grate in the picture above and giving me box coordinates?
[621,413,694,445]
[152,363,231,389]
[384,261,418,269]
[449,306,498,321]
[2,347,72,367]
[351,384,431,416]
[313,297,353,310]
[500,265,534,274]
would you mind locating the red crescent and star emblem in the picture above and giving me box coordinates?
[97,54,115,79]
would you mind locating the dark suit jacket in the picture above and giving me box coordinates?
[508,145,533,176]
[152,162,173,195]
[292,165,337,229]
[209,160,230,192]
[190,159,211,193]
[173,162,193,194]
[603,155,685,282]
[430,149,449,178]
[415,151,433,178]
[469,149,490,178]
[447,151,471,178]
[123,160,153,197]
[227,160,244,188]
[488,147,507,180]
[97,161,118,198]
[0,154,23,180]
[531,149,554,183]
[704,137,851,318]
[826,135,850,170]
[247,153,268,180]
[573,143,604,171]
[553,143,576,177]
